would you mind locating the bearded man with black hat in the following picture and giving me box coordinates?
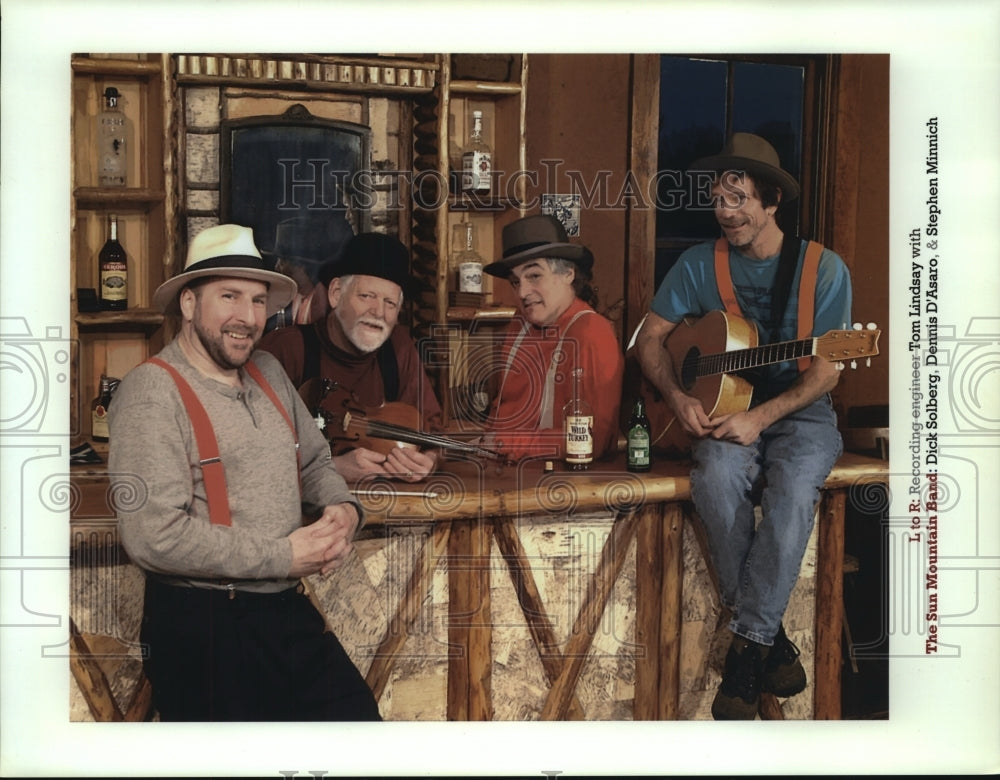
[634,133,853,719]
[259,231,442,483]
[109,223,381,721]
[482,214,624,461]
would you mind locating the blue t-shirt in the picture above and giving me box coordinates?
[650,239,852,400]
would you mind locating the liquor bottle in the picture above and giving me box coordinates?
[96,86,132,187]
[452,221,484,293]
[99,214,128,310]
[563,367,594,470]
[626,396,652,473]
[461,110,492,195]
[91,375,113,442]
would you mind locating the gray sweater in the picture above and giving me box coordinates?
[109,340,361,593]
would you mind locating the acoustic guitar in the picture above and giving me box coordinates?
[623,310,881,456]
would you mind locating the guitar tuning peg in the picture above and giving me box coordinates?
[850,360,858,369]
[853,322,862,330]
[836,361,845,371]
[866,358,871,367]
[866,322,877,330]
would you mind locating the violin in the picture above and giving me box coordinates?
[298,378,511,464]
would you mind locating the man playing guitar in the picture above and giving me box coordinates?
[634,133,853,720]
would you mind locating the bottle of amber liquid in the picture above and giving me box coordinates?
[99,214,128,310]
[461,109,492,195]
[563,367,594,470]
[91,375,113,442]
[626,396,652,473]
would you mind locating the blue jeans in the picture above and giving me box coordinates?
[690,395,843,646]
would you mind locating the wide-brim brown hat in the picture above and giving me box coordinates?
[689,132,800,201]
[152,224,297,317]
[483,214,593,278]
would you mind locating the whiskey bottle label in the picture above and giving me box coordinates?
[100,264,128,302]
[462,151,492,192]
[565,414,594,462]
[92,405,110,440]
[627,425,650,468]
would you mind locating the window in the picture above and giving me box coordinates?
[654,55,826,287]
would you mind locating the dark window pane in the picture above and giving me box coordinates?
[732,62,804,188]
[656,57,728,243]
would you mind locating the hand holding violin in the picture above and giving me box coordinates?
[332,446,439,483]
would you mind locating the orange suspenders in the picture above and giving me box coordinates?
[147,357,301,526]
[713,237,824,372]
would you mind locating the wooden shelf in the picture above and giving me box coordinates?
[446,305,517,323]
[449,194,522,212]
[449,79,523,95]
[73,187,167,209]
[71,56,162,77]
[75,308,165,329]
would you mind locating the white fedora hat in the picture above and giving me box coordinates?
[153,224,297,317]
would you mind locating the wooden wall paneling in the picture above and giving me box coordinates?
[625,54,661,345]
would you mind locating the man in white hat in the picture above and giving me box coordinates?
[109,223,380,721]
[481,214,624,461]
[634,133,853,719]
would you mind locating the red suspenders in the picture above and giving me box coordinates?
[146,357,301,526]
[713,237,824,372]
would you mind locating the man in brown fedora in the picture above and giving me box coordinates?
[481,214,624,461]
[260,231,442,483]
[634,133,853,719]
[109,223,380,721]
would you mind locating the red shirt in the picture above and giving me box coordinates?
[487,298,624,460]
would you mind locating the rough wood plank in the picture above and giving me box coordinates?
[366,521,450,700]
[492,516,586,720]
[540,509,639,720]
[447,517,493,720]
[633,504,663,720]
[759,692,785,720]
[814,489,847,719]
[69,620,123,722]
[658,502,684,720]
[124,675,154,721]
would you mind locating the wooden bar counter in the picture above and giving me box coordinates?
[69,451,888,722]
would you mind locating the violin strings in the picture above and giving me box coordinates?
[343,416,504,459]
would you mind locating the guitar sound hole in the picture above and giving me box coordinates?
[680,348,699,390]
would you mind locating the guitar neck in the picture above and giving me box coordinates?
[698,337,815,377]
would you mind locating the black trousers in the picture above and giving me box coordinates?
[140,578,381,722]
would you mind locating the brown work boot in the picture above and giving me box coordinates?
[712,635,768,720]
[763,623,807,697]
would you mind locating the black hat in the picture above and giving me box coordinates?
[689,132,800,201]
[483,214,594,279]
[319,232,421,297]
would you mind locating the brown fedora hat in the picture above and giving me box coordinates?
[483,214,593,278]
[689,132,800,201]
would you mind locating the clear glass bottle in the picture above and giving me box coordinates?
[99,214,128,311]
[626,396,652,473]
[96,86,132,187]
[461,110,492,195]
[563,367,594,470]
[452,220,484,293]
[91,375,113,442]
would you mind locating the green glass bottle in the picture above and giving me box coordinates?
[626,396,651,473]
